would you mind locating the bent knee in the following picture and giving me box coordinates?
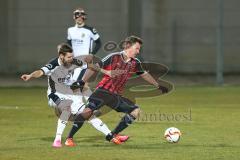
[82,108,93,120]
[130,107,141,118]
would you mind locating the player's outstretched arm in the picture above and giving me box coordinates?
[82,63,98,82]
[21,70,44,81]
[140,71,159,87]
[140,71,168,94]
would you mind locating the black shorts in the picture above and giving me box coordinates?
[86,88,139,113]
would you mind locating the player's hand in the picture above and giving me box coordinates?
[72,58,83,66]
[158,85,168,94]
[70,80,85,92]
[84,54,93,63]
[21,74,31,81]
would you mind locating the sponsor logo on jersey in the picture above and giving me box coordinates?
[81,33,85,38]
[72,39,84,44]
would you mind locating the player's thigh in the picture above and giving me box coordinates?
[49,92,72,118]
[113,96,139,114]
[87,88,114,111]
[69,95,85,114]
[48,92,70,108]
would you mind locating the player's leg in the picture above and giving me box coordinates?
[112,106,140,135]
[105,96,140,143]
[65,88,111,146]
[88,112,129,144]
[88,115,111,136]
[64,80,92,145]
[64,95,87,146]
[85,88,116,136]
[48,93,72,147]
[65,107,93,146]
[53,101,72,147]
[65,67,95,145]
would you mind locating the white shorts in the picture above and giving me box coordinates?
[48,92,87,115]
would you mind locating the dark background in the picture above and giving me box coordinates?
[0,0,239,79]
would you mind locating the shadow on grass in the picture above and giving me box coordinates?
[16,137,54,142]
[40,135,107,143]
[17,136,240,150]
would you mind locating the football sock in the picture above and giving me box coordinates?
[67,114,85,138]
[88,118,111,136]
[105,132,114,141]
[112,114,136,135]
[55,119,67,141]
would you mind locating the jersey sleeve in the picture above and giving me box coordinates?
[98,54,113,69]
[40,58,59,75]
[67,28,71,40]
[135,58,145,75]
[91,38,101,55]
[90,27,100,41]
[41,64,53,76]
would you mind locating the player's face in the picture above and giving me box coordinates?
[61,52,73,67]
[75,16,85,26]
[128,42,141,58]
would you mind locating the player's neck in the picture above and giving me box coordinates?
[58,57,63,65]
[76,23,85,28]
[122,51,131,62]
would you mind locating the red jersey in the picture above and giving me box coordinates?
[97,51,144,94]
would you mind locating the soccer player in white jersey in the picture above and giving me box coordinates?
[21,43,120,148]
[67,7,101,65]
[67,7,101,91]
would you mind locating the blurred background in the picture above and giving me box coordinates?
[0,0,239,85]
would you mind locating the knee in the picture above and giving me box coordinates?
[75,108,93,123]
[130,107,141,118]
[82,108,93,120]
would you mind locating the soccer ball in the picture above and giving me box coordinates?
[164,127,181,143]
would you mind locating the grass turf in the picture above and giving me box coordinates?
[0,86,240,160]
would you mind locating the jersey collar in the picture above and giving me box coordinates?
[121,51,132,63]
[75,24,85,28]
[57,58,62,65]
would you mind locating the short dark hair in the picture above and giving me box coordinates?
[57,43,73,56]
[123,35,143,49]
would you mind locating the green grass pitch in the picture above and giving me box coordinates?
[0,86,240,160]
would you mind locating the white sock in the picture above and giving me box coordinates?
[55,118,67,141]
[88,118,111,136]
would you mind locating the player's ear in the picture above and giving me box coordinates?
[123,41,131,49]
[125,43,131,49]
[59,54,64,59]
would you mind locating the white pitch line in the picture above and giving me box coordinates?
[0,105,41,110]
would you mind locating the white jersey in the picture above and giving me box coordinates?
[67,25,100,57]
[41,57,82,95]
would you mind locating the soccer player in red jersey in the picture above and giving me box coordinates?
[66,35,168,145]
